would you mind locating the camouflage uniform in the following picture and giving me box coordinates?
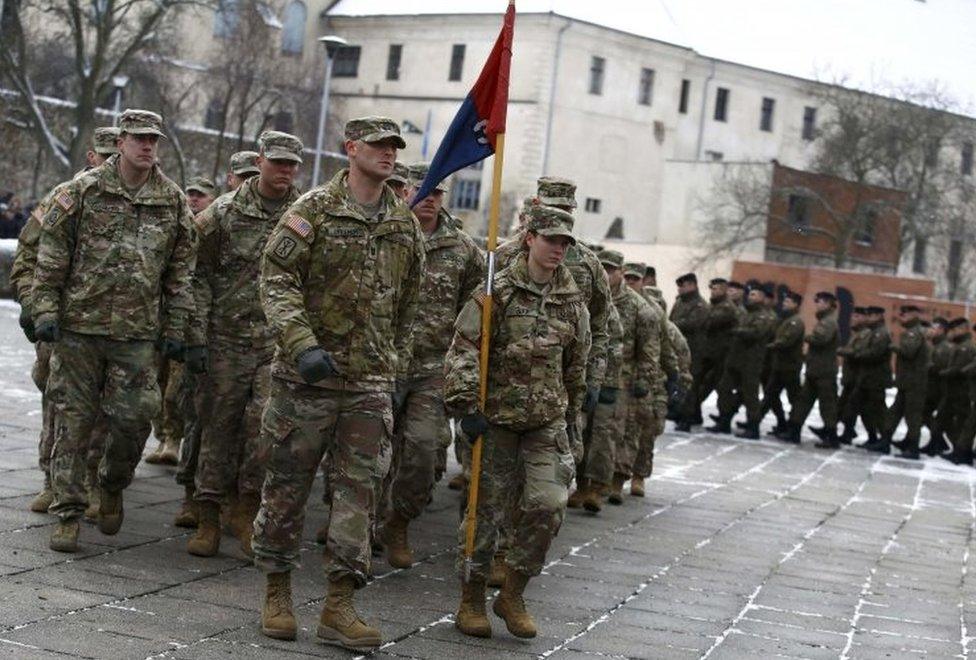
[628,266,667,479]
[444,248,590,580]
[759,307,805,428]
[882,314,929,451]
[581,301,623,488]
[251,163,425,584]
[32,111,196,520]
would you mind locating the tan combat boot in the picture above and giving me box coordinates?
[261,571,297,640]
[455,578,492,638]
[382,512,413,569]
[98,488,124,535]
[157,437,180,466]
[567,478,588,509]
[607,473,627,505]
[49,519,80,553]
[582,482,604,513]
[29,483,54,513]
[174,485,198,528]
[492,567,537,638]
[317,575,382,650]
[144,440,167,465]
[630,476,646,497]
[186,500,221,557]
[487,550,507,588]
[84,484,101,521]
[234,492,261,557]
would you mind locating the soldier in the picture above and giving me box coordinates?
[940,318,976,464]
[642,266,667,314]
[385,161,410,201]
[878,305,929,459]
[251,117,424,649]
[379,162,483,569]
[446,205,590,640]
[665,320,694,418]
[33,110,195,552]
[923,317,951,456]
[854,307,892,452]
[227,151,260,191]
[833,306,868,444]
[670,273,708,431]
[728,280,745,307]
[758,291,804,435]
[185,131,304,558]
[689,278,739,427]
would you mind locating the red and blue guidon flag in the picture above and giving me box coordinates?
[411,2,514,206]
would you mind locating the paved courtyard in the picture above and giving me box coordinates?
[1,300,974,659]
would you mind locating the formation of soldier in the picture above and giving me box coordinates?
[10,108,973,651]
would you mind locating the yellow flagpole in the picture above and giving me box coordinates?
[463,132,505,581]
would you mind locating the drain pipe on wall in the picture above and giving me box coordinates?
[541,16,571,176]
[694,58,716,160]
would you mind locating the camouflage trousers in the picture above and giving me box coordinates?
[33,342,55,483]
[252,379,392,585]
[194,341,273,502]
[633,396,667,479]
[458,418,574,581]
[581,393,625,487]
[47,332,159,520]
[175,370,203,487]
[152,358,185,446]
[380,376,450,522]
[615,392,653,477]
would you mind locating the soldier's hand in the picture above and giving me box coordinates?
[19,307,36,343]
[597,386,618,404]
[631,383,650,399]
[460,412,490,441]
[582,385,600,413]
[185,346,209,374]
[159,337,185,361]
[296,346,339,384]
[35,319,60,343]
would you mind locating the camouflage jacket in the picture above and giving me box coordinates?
[612,284,660,392]
[496,231,609,389]
[669,291,708,358]
[603,303,624,390]
[444,254,590,432]
[32,156,196,341]
[805,310,839,378]
[260,169,425,391]
[852,321,892,388]
[768,310,805,373]
[702,295,739,359]
[640,288,671,398]
[408,209,484,380]
[891,318,929,388]
[727,303,769,370]
[189,176,301,349]
[643,286,667,315]
[665,320,693,390]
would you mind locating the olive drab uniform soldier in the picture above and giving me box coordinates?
[32,110,196,552]
[185,131,304,559]
[879,305,929,459]
[670,273,708,430]
[852,307,892,451]
[924,318,952,455]
[940,319,976,463]
[759,291,805,434]
[835,307,869,444]
[947,320,976,465]
[252,117,424,649]
[692,279,739,425]
[445,205,590,640]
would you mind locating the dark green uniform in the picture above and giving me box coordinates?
[789,310,839,433]
[924,334,952,453]
[716,301,768,428]
[882,318,929,451]
[760,309,805,429]
[670,291,708,425]
[837,325,869,440]
[938,333,975,455]
[688,295,738,421]
[851,321,892,440]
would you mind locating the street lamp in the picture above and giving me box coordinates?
[312,35,348,188]
[112,75,130,126]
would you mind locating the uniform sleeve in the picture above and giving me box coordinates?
[806,317,837,347]
[10,205,45,308]
[634,302,663,394]
[706,301,738,330]
[187,205,219,346]
[32,185,82,327]
[159,195,198,341]
[457,239,486,315]
[854,329,891,362]
[564,305,592,416]
[394,223,427,383]
[585,260,611,389]
[772,317,804,349]
[894,328,924,359]
[602,306,624,389]
[443,296,484,418]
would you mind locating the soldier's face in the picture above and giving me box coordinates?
[814,298,831,313]
[86,150,108,168]
[729,288,743,302]
[347,138,397,182]
[117,133,159,171]
[625,274,642,292]
[258,156,299,196]
[186,191,213,214]
[412,188,444,223]
[927,325,943,340]
[526,232,570,272]
[227,172,243,190]
[709,284,727,298]
[678,281,697,295]
[783,298,798,312]
[747,290,764,305]
[643,273,656,287]
[603,264,622,288]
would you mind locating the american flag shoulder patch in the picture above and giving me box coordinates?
[283,213,313,242]
[55,190,74,212]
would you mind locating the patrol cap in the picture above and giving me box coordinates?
[853,306,867,315]
[387,161,409,185]
[259,130,303,163]
[933,316,949,328]
[118,109,166,138]
[598,249,624,269]
[920,320,932,328]
[92,127,120,155]
[623,262,646,279]
[185,176,217,197]
[676,272,697,285]
[344,116,406,148]
[230,151,260,175]
[728,280,745,290]
[526,204,575,243]
[814,291,836,302]
[645,266,656,278]
[407,162,448,192]
[709,277,728,286]
[899,304,922,314]
[948,317,969,329]
[761,283,775,298]
[867,306,885,315]
[537,176,576,208]
[785,291,803,305]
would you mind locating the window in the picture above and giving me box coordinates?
[204,97,224,130]
[332,45,361,78]
[638,68,655,106]
[589,56,605,96]
[386,44,402,81]
[760,97,775,132]
[802,106,817,141]
[912,236,927,274]
[585,198,601,213]
[855,205,878,245]
[714,87,729,122]
[962,141,973,175]
[449,179,481,210]
[787,194,810,229]
[280,1,306,54]
[678,79,690,114]
[449,44,465,81]
[272,110,294,133]
[213,0,239,38]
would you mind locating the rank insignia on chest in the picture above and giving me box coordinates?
[284,213,313,241]
[274,235,297,259]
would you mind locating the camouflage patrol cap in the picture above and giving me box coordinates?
[230,150,260,175]
[526,205,575,243]
[185,176,217,197]
[536,176,576,208]
[118,109,166,138]
[387,161,409,185]
[344,116,407,148]
[92,127,120,155]
[258,130,304,163]
[407,162,448,193]
[598,249,624,268]
[623,262,646,279]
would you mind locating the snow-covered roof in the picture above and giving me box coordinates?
[328,0,976,114]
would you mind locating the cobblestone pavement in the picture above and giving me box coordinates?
[1,301,974,659]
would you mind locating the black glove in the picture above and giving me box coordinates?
[392,384,408,413]
[460,412,490,441]
[185,345,208,374]
[296,346,339,384]
[631,383,650,399]
[582,385,600,413]
[35,319,60,343]
[158,337,185,361]
[598,386,618,404]
[19,307,35,343]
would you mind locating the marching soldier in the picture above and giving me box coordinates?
[923,317,951,455]
[835,307,870,444]
[941,318,976,464]
[856,306,893,452]
[670,273,708,431]
[690,279,738,429]
[879,305,929,459]
[758,291,804,435]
